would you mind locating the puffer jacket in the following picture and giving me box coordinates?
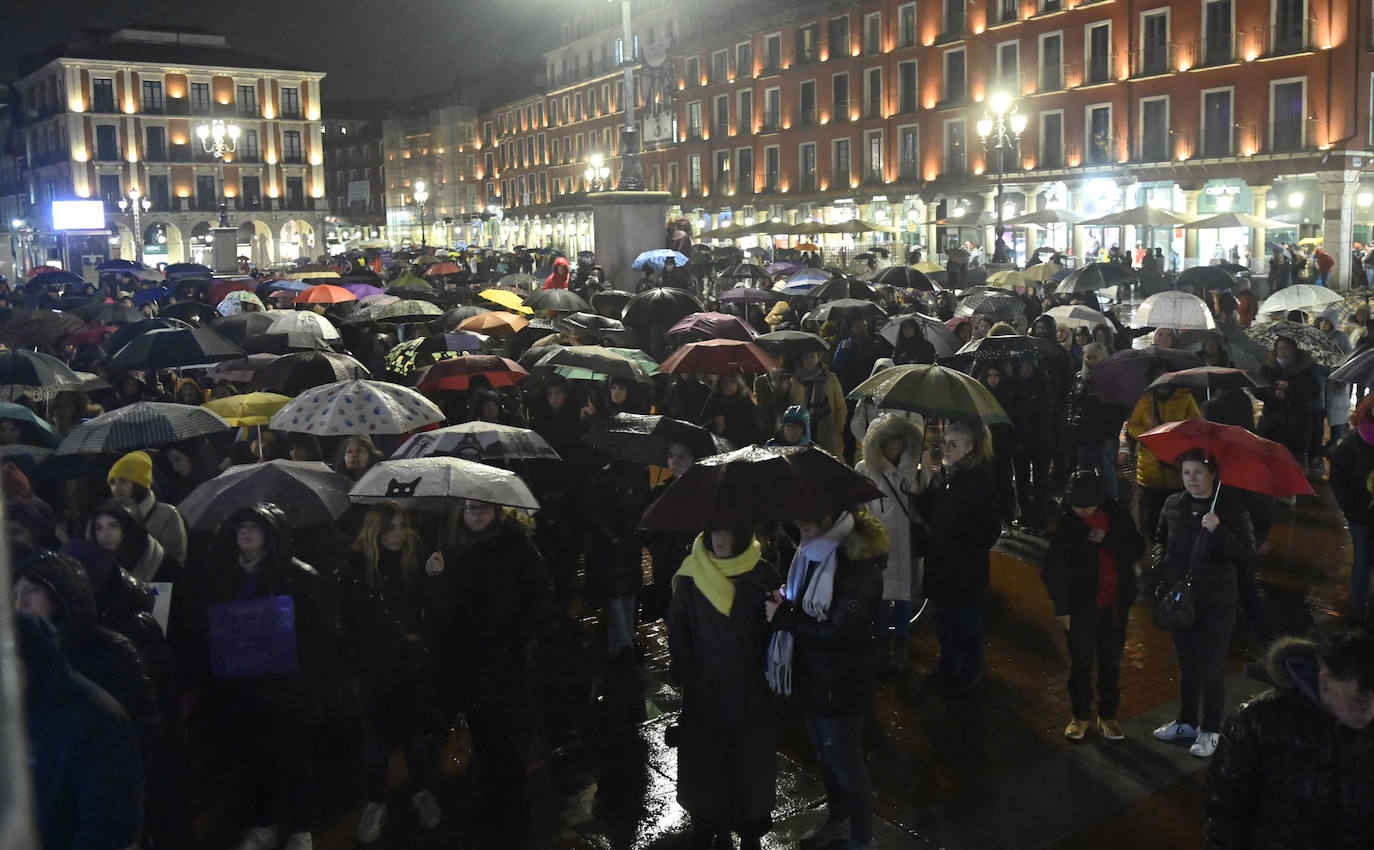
[1329,429,1374,526]
[1068,370,1126,445]
[1151,489,1255,608]
[1041,499,1145,616]
[1205,637,1374,849]
[919,458,1003,606]
[1127,390,1201,489]
[856,413,925,600]
[1256,349,1320,419]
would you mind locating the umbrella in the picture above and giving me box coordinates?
[717,287,779,304]
[1022,262,1064,283]
[591,290,634,318]
[458,311,529,337]
[877,315,963,358]
[555,311,625,336]
[533,346,654,384]
[811,277,881,302]
[356,299,445,324]
[1257,284,1343,315]
[755,330,830,359]
[498,273,541,291]
[392,422,559,462]
[1046,304,1110,330]
[0,310,86,347]
[1245,321,1348,367]
[0,402,61,447]
[441,305,493,329]
[1331,349,1374,386]
[660,339,780,375]
[1175,326,1269,374]
[295,284,358,305]
[178,460,354,530]
[27,270,85,289]
[415,355,529,393]
[744,247,768,257]
[639,445,883,530]
[202,392,293,426]
[386,274,433,293]
[286,270,340,281]
[631,249,691,270]
[1079,207,1194,228]
[1176,265,1239,293]
[765,261,801,276]
[269,379,445,436]
[1333,289,1374,323]
[666,311,757,342]
[1059,262,1136,293]
[207,353,278,385]
[811,298,887,325]
[946,334,1063,368]
[1137,419,1314,500]
[720,263,771,284]
[108,327,244,371]
[583,413,729,465]
[524,288,592,313]
[604,347,661,375]
[25,266,62,279]
[985,270,1030,291]
[340,282,386,299]
[208,279,259,304]
[250,351,373,394]
[215,290,266,317]
[1090,347,1204,405]
[422,262,463,276]
[210,313,276,347]
[0,350,87,401]
[1133,291,1216,330]
[622,288,705,329]
[479,288,534,315]
[1005,208,1090,228]
[158,302,218,326]
[1183,212,1293,231]
[954,289,1023,324]
[348,457,540,511]
[57,401,232,455]
[870,266,934,291]
[164,263,213,278]
[1145,367,1266,397]
[72,302,143,324]
[256,310,341,351]
[848,364,1012,426]
[96,259,143,272]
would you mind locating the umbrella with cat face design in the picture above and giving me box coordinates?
[347,457,541,511]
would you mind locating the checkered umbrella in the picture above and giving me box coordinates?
[392,422,560,462]
[57,401,233,455]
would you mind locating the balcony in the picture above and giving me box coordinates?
[862,171,884,187]
[797,46,821,65]
[760,113,781,134]
[166,98,189,116]
[1261,18,1317,57]
[1240,118,1317,155]
[935,23,968,45]
[686,126,703,141]
[799,107,818,127]
[1131,43,1176,78]
[1072,53,1118,87]
[862,100,884,120]
[280,108,304,120]
[987,0,1019,26]
[142,102,165,115]
[833,99,851,120]
[758,62,782,79]
[1082,136,1118,167]
[1134,129,1175,163]
[797,176,817,193]
[896,93,918,115]
[282,154,304,164]
[144,146,167,162]
[1039,63,1066,93]
[1190,32,1244,68]
[91,98,118,115]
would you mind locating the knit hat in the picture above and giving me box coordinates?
[60,537,115,593]
[107,450,153,489]
[2,462,31,498]
[1067,469,1105,509]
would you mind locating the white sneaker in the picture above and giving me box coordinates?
[1152,721,1198,741]
[282,832,312,850]
[233,826,279,850]
[412,788,442,829]
[357,802,387,844]
[1190,731,1221,758]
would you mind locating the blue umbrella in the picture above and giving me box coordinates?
[134,285,173,305]
[260,279,312,293]
[0,402,61,448]
[787,268,830,285]
[631,249,691,270]
[27,270,85,289]
[97,259,144,272]
[164,262,214,278]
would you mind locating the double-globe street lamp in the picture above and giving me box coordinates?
[585,154,611,192]
[412,180,429,249]
[196,119,240,227]
[117,186,151,264]
[977,92,1027,264]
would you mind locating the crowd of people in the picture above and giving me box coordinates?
[2,237,1372,850]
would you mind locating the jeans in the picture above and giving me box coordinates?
[874,599,913,639]
[1065,606,1128,720]
[933,602,985,682]
[1170,601,1238,732]
[804,713,872,845]
[1350,522,1374,612]
[604,593,637,653]
[361,684,434,800]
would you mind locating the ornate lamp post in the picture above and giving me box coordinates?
[195,119,240,227]
[412,180,429,249]
[10,218,33,277]
[584,153,611,192]
[610,0,644,190]
[977,92,1027,264]
[117,186,151,264]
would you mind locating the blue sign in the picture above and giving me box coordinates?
[208,594,298,679]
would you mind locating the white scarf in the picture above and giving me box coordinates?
[767,511,855,695]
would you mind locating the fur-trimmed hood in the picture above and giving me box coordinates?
[1265,635,1323,706]
[843,506,890,562]
[860,412,924,475]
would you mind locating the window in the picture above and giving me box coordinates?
[1201,88,1233,157]
[764,88,781,130]
[863,13,881,54]
[148,175,169,209]
[830,16,851,58]
[864,67,883,118]
[145,126,165,161]
[1140,10,1170,76]
[669,162,680,194]
[190,82,211,113]
[898,4,917,47]
[738,90,754,131]
[281,87,301,118]
[864,130,884,183]
[98,174,121,208]
[686,56,700,87]
[737,42,753,76]
[832,73,850,120]
[242,129,259,160]
[995,0,1018,23]
[142,81,164,113]
[764,145,780,190]
[1040,0,1062,11]
[897,61,917,113]
[1040,111,1064,168]
[833,138,852,186]
[241,175,261,209]
[575,93,583,120]
[714,94,730,135]
[944,49,966,102]
[944,120,966,174]
[714,150,731,193]
[898,125,919,179]
[92,78,115,113]
[1202,1,1233,65]
[1272,0,1307,54]
[1040,32,1063,91]
[1086,103,1113,164]
[998,42,1020,90]
[687,101,703,138]
[615,37,625,66]
[1139,96,1169,161]
[236,84,257,116]
[95,124,120,161]
[285,176,305,209]
[737,148,754,192]
[196,174,217,210]
[1270,78,1306,151]
[688,154,702,191]
[764,33,782,71]
[712,50,729,84]
[1086,23,1111,84]
[797,23,821,63]
[283,130,303,163]
[799,142,817,191]
[800,80,817,126]
[943,0,965,37]
[538,134,546,163]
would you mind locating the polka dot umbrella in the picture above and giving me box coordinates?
[268,379,444,436]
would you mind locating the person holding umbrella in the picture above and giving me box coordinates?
[1255,335,1320,473]
[585,455,652,661]
[644,440,705,620]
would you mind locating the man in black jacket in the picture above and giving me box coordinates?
[1205,629,1374,849]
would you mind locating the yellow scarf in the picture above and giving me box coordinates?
[672,534,762,616]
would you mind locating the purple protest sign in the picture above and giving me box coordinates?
[208,594,298,679]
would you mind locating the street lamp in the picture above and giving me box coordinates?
[584,153,611,192]
[11,218,32,277]
[196,119,240,226]
[610,0,644,190]
[117,186,152,264]
[977,92,1027,264]
[412,180,429,249]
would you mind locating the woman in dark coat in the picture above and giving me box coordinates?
[667,526,780,850]
[585,458,651,658]
[1150,449,1255,759]
[644,441,701,620]
[1255,335,1320,466]
[1328,394,1374,617]
[1009,354,1056,532]
[891,317,936,365]
[698,373,758,449]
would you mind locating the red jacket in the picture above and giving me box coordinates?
[542,258,570,289]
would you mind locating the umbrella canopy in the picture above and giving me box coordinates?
[591,290,634,319]
[254,310,341,351]
[870,266,934,291]
[108,327,244,370]
[215,290,266,317]
[848,363,1012,426]
[524,288,592,313]
[0,310,86,347]
[811,298,887,325]
[352,299,444,324]
[1245,321,1348,366]
[1333,289,1374,323]
[415,355,528,393]
[178,460,354,530]
[1175,265,1238,293]
[1079,207,1194,228]
[878,315,963,358]
[954,289,1024,324]
[755,330,830,359]
[348,457,540,510]
[207,353,278,385]
[58,401,232,455]
[28,270,86,289]
[498,273,541,291]
[1145,366,1266,395]
[631,249,691,270]
[202,392,293,426]
[718,286,780,304]
[1133,291,1216,330]
[639,444,883,530]
[720,263,771,284]
[72,302,143,324]
[532,346,654,384]
[159,301,219,326]
[583,413,729,465]
[164,263,214,278]
[340,282,386,299]
[1005,208,1090,228]
[422,262,463,276]
[765,261,801,276]
[0,402,61,447]
[479,288,534,315]
[458,310,529,337]
[295,284,357,305]
[211,312,276,347]
[96,259,143,272]
[1175,326,1269,374]
[1331,348,1374,386]
[269,379,445,436]
[1022,262,1064,283]
[622,287,704,329]
[1137,419,1314,498]
[1182,212,1292,231]
[985,270,1031,291]
[286,270,340,281]
[1059,262,1137,293]
[946,334,1062,369]
[1045,304,1110,330]
[0,349,85,398]
[392,422,559,462]
[660,339,780,375]
[1258,284,1343,315]
[250,351,373,394]
[811,276,881,302]
[1090,346,1205,405]
[666,311,757,342]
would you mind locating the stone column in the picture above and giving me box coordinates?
[1247,184,1271,274]
[1318,169,1360,290]
[1180,187,1203,267]
[589,191,670,290]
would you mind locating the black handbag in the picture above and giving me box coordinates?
[1153,571,1196,629]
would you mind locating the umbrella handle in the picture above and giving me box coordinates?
[1210,487,1220,514]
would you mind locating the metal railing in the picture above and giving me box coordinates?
[1132,42,1176,77]
[1070,53,1117,86]
[987,0,1018,25]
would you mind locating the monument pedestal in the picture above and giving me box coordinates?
[588,191,671,291]
[211,227,239,275]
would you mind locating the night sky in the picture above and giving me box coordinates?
[5,0,560,103]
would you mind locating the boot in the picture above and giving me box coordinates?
[875,636,894,674]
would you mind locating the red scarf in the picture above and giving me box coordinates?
[1083,510,1117,611]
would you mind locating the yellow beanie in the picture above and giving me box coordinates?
[108,450,153,489]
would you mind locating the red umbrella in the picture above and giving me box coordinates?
[422,262,463,276]
[659,339,780,375]
[208,278,258,305]
[26,265,62,279]
[1137,419,1314,501]
[667,311,758,342]
[295,284,358,305]
[415,355,528,393]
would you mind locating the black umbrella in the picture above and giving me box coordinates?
[0,349,86,400]
[524,288,592,313]
[1176,326,1268,374]
[0,310,87,347]
[943,334,1063,371]
[1059,262,1137,293]
[108,327,244,371]
[870,266,935,291]
[1177,265,1237,292]
[441,305,493,329]
[159,301,219,325]
[211,312,277,346]
[73,302,144,324]
[178,460,354,530]
[584,413,729,465]
[97,318,194,360]
[622,287,704,329]
[755,330,830,359]
[811,276,881,302]
[555,311,626,335]
[955,289,1024,324]
[721,263,771,284]
[1145,366,1266,394]
[811,298,886,325]
[249,351,373,395]
[57,401,232,455]
[591,289,634,319]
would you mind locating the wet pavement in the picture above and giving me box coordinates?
[194,451,1359,850]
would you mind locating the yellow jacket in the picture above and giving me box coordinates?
[1127,390,1201,489]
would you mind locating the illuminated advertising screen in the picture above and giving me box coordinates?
[51,200,107,230]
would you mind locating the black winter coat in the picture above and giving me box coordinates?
[585,461,650,598]
[1068,372,1126,445]
[699,390,758,449]
[1010,371,1055,447]
[1329,430,1374,526]
[920,460,1003,606]
[1205,637,1374,850]
[667,557,779,826]
[1256,351,1320,421]
[1152,490,1255,609]
[1041,500,1145,616]
[339,548,431,692]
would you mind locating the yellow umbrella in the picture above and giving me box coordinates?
[1022,262,1063,282]
[286,270,341,280]
[203,392,292,426]
[986,270,1030,290]
[911,262,946,274]
[479,288,534,315]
